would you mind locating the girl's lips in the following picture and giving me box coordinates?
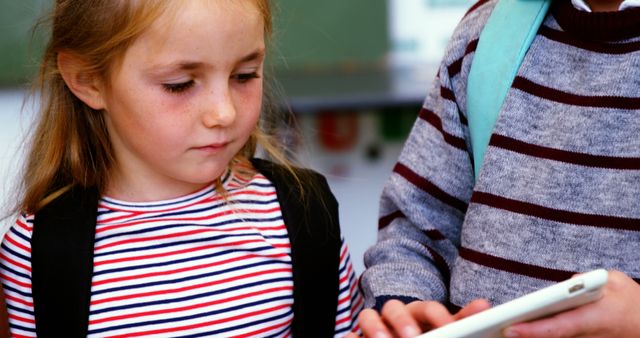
[193,142,229,152]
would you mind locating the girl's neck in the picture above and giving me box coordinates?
[585,0,624,12]
[105,172,215,203]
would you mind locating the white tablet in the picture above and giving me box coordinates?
[416,269,608,338]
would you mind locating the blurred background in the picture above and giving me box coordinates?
[0,0,474,274]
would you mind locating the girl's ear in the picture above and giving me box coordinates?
[57,52,106,110]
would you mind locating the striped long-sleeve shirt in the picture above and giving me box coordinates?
[1,170,363,337]
[361,0,640,310]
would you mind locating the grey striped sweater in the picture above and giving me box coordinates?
[360,0,640,311]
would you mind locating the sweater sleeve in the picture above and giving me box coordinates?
[0,214,37,337]
[359,0,497,310]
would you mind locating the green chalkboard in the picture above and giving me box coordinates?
[270,0,389,71]
[0,0,49,88]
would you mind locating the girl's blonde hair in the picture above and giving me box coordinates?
[21,0,296,214]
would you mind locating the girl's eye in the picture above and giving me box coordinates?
[162,80,195,94]
[233,72,260,83]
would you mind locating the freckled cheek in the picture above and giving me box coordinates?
[234,111,260,142]
[236,86,263,125]
[156,89,194,110]
[247,101,263,131]
[121,106,185,146]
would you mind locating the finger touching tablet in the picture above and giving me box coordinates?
[416,269,608,338]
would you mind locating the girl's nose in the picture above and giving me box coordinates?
[202,87,236,128]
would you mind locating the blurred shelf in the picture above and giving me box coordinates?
[275,64,438,113]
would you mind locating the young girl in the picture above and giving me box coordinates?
[0,0,363,337]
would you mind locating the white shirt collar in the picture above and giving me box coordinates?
[572,0,640,12]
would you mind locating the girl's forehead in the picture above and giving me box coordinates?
[155,0,263,26]
[140,0,264,43]
[121,0,265,69]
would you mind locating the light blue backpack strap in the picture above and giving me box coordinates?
[466,0,550,179]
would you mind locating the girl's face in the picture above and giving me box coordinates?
[99,0,265,201]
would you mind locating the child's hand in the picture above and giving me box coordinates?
[503,271,640,338]
[346,298,490,338]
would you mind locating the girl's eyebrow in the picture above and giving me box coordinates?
[147,49,266,75]
[240,49,266,63]
[145,61,205,75]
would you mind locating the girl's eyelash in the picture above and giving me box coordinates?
[162,73,259,93]
[234,72,260,82]
[162,80,195,93]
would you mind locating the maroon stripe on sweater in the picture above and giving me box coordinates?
[448,60,463,79]
[461,247,640,284]
[464,0,491,18]
[424,244,451,284]
[459,247,575,282]
[539,26,640,55]
[471,191,640,232]
[419,108,467,151]
[378,209,447,241]
[379,210,405,229]
[512,76,640,109]
[447,39,480,77]
[438,87,469,126]
[394,163,468,213]
[490,134,640,170]
[425,229,447,241]
[441,86,456,102]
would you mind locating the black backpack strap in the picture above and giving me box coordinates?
[252,158,342,337]
[32,186,98,338]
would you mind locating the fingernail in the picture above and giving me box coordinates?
[373,331,391,338]
[503,328,519,338]
[402,326,421,338]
